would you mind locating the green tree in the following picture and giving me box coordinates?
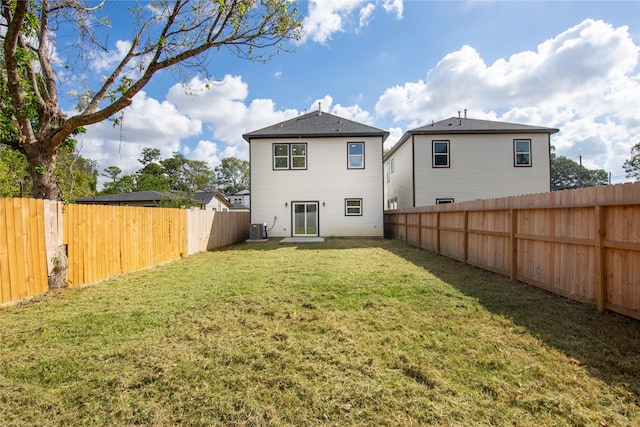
[0,144,31,197]
[215,157,249,194]
[98,150,217,195]
[623,142,640,181]
[102,166,122,184]
[551,152,608,191]
[160,153,190,192]
[100,174,136,195]
[55,147,98,201]
[188,160,216,191]
[161,153,216,192]
[139,148,162,166]
[1,0,301,199]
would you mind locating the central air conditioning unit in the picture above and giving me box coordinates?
[250,223,266,240]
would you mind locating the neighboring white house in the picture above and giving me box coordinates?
[243,109,389,238]
[228,189,250,209]
[384,116,559,209]
[193,191,232,211]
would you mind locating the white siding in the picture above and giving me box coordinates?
[250,136,384,237]
[384,139,414,210]
[413,133,551,206]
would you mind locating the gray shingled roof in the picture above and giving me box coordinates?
[410,117,559,135]
[76,190,224,205]
[76,191,170,204]
[385,117,559,159]
[242,110,389,142]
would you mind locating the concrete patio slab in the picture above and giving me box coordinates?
[279,237,325,244]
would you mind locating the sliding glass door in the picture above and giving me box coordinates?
[292,202,318,236]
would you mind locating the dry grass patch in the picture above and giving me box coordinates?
[1,238,639,426]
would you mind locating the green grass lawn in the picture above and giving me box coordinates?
[1,238,639,426]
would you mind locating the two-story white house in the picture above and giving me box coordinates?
[243,109,389,238]
[384,116,559,209]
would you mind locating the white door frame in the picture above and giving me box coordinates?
[292,201,319,236]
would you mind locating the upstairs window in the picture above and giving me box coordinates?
[348,142,365,169]
[273,143,307,170]
[273,144,289,169]
[514,139,531,167]
[291,143,307,169]
[433,140,450,167]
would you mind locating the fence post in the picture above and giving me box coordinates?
[463,210,469,264]
[436,211,441,254]
[418,212,423,249]
[510,209,517,280]
[594,205,606,312]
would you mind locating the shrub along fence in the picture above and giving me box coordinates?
[384,182,640,321]
[0,199,249,306]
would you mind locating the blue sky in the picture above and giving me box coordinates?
[69,1,640,189]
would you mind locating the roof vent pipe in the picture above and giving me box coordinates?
[464,108,467,118]
[318,102,322,115]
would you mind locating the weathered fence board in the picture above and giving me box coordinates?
[385,182,640,320]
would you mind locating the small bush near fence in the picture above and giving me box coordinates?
[0,200,249,306]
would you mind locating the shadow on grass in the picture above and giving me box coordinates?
[382,239,640,405]
[224,237,640,403]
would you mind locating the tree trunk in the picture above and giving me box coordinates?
[25,146,60,200]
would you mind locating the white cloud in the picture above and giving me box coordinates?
[76,91,202,188]
[92,40,132,72]
[375,19,640,182]
[359,3,376,28]
[332,103,373,125]
[299,0,404,44]
[183,140,220,169]
[309,95,334,113]
[382,0,403,19]
[167,75,298,144]
[385,127,403,151]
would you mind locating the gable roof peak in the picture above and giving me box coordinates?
[242,110,389,142]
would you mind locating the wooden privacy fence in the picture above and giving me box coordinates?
[384,182,640,321]
[0,199,250,305]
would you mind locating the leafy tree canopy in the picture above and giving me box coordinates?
[0,143,97,199]
[215,157,249,194]
[99,149,219,196]
[551,149,608,191]
[1,0,301,199]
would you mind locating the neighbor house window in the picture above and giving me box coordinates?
[436,198,454,204]
[345,198,362,216]
[348,142,365,169]
[433,140,450,167]
[514,139,532,167]
[386,163,391,183]
[273,143,307,170]
[387,197,398,210]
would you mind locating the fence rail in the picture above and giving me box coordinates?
[0,200,249,306]
[384,182,640,321]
